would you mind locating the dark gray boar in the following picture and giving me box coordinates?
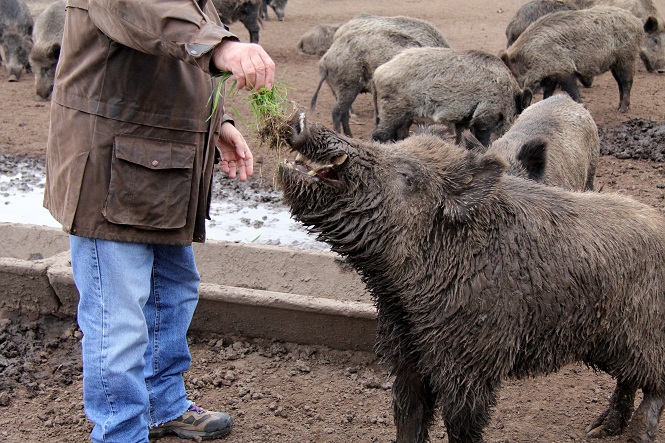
[297,24,339,56]
[311,28,446,138]
[505,0,578,47]
[499,6,643,112]
[571,0,665,72]
[278,111,665,443]
[260,0,287,21]
[0,0,33,82]
[371,47,532,146]
[333,13,449,48]
[487,93,599,191]
[29,0,65,101]
[211,0,262,44]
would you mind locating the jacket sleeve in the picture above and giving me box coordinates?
[86,0,237,74]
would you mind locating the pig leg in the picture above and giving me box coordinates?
[332,87,361,137]
[443,380,497,443]
[610,63,634,113]
[625,389,664,443]
[392,363,436,443]
[587,380,636,438]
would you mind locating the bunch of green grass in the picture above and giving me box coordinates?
[246,81,295,159]
[208,73,294,158]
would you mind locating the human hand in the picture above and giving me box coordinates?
[212,39,275,91]
[217,121,254,181]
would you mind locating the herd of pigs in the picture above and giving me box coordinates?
[279,1,665,443]
[3,0,665,442]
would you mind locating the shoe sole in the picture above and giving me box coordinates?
[149,426,232,440]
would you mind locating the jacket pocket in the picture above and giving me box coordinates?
[103,134,196,230]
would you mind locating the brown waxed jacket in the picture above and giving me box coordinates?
[43,0,238,245]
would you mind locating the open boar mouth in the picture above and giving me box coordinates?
[282,152,348,187]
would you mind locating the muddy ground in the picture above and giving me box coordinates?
[1,0,665,442]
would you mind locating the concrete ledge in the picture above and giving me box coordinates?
[2,223,377,351]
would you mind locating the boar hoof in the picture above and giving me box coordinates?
[587,409,625,438]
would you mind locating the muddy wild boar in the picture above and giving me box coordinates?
[371,47,532,146]
[277,111,665,443]
[571,0,665,72]
[505,0,578,47]
[499,6,642,113]
[211,0,262,44]
[0,0,33,82]
[29,0,65,101]
[487,94,599,191]
[333,13,450,48]
[311,28,449,138]
[260,0,287,21]
[297,24,339,56]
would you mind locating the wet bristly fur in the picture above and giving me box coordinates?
[277,113,665,443]
[499,6,643,112]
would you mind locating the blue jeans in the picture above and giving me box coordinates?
[70,236,200,443]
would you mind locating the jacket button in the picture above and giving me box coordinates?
[151,160,159,167]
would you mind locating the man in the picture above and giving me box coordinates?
[43,0,275,441]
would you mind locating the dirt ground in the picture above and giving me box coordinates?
[1,0,665,442]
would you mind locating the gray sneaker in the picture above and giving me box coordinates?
[149,404,233,440]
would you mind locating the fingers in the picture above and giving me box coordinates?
[213,40,275,91]
[220,158,251,181]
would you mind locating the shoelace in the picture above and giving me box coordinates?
[188,404,205,414]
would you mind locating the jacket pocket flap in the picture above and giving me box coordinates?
[114,135,195,170]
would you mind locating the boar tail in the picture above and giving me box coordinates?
[310,68,328,111]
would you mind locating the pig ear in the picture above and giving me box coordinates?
[442,152,507,223]
[644,16,659,34]
[516,138,547,182]
[49,44,61,61]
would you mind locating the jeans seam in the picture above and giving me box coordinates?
[92,238,116,439]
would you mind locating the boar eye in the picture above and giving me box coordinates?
[399,172,413,187]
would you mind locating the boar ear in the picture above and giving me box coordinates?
[644,16,659,34]
[516,138,547,182]
[442,152,507,223]
[461,131,487,154]
[49,44,61,61]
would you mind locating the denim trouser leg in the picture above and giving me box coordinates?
[70,236,200,443]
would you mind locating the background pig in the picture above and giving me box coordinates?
[571,0,665,72]
[278,111,665,443]
[260,0,287,21]
[487,94,599,191]
[0,0,33,82]
[505,0,578,47]
[311,26,449,138]
[297,24,339,56]
[499,6,642,112]
[212,0,262,44]
[29,0,65,101]
[371,47,532,146]
[332,13,450,48]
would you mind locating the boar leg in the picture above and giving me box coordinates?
[625,389,664,443]
[392,363,436,443]
[587,380,636,438]
[610,64,634,113]
[443,380,497,443]
[332,87,361,137]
